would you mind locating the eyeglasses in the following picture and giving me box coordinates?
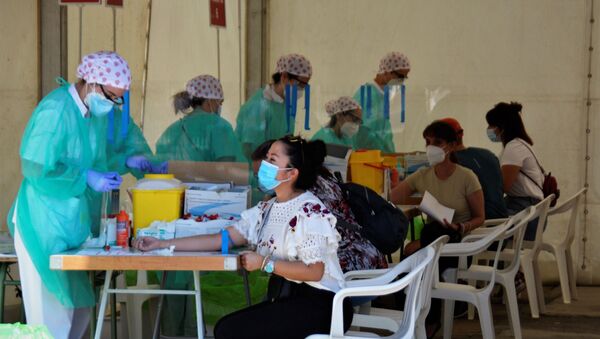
[100,85,124,105]
[287,74,309,89]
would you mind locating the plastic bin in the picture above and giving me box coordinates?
[131,174,185,236]
[349,150,385,193]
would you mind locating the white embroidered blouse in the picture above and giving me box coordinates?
[234,192,345,292]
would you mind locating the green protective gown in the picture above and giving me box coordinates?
[235,86,292,161]
[156,108,246,163]
[353,124,386,151]
[6,85,103,308]
[87,107,155,237]
[154,108,254,336]
[311,127,354,148]
[352,83,396,153]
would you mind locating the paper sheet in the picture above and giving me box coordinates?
[418,191,455,224]
[75,246,174,256]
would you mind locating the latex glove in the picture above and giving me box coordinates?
[150,161,168,174]
[87,170,123,192]
[126,155,153,172]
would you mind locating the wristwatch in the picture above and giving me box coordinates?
[264,259,275,274]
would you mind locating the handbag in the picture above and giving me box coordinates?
[518,140,560,207]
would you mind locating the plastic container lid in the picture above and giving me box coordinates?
[134,174,183,190]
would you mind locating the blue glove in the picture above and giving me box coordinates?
[87,170,123,192]
[150,162,168,174]
[126,155,152,172]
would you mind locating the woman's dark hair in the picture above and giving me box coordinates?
[251,139,275,161]
[173,91,205,114]
[327,115,339,129]
[278,135,326,190]
[271,72,282,84]
[423,121,459,163]
[485,101,532,146]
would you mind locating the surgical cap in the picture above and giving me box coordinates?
[186,75,224,100]
[76,51,131,90]
[324,99,338,116]
[377,51,411,74]
[275,53,312,78]
[327,96,361,116]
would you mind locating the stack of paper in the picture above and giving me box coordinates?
[418,191,455,224]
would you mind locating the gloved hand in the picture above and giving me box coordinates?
[150,161,168,174]
[87,170,123,192]
[126,155,152,172]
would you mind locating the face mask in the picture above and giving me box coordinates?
[257,160,292,191]
[257,181,275,195]
[340,122,359,138]
[217,105,222,115]
[85,91,114,117]
[426,145,447,166]
[487,128,501,142]
[388,78,405,87]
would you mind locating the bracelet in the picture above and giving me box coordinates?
[260,255,270,271]
[459,223,466,234]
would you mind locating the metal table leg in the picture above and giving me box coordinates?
[95,270,113,339]
[241,269,252,306]
[192,271,204,339]
[152,271,168,339]
[110,276,117,339]
[0,262,8,323]
[89,271,97,339]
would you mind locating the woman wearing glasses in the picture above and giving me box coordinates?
[235,54,312,161]
[155,74,245,163]
[134,135,353,339]
[312,96,384,150]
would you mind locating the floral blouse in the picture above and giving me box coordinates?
[233,192,345,292]
[309,175,388,272]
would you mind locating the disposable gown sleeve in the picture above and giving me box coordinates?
[212,120,247,162]
[106,111,153,179]
[235,100,267,145]
[20,107,88,199]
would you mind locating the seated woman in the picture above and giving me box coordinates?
[251,139,387,272]
[390,121,484,337]
[134,135,353,339]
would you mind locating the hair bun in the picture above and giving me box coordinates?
[306,140,326,168]
[509,101,523,114]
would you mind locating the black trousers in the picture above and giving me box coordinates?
[214,276,354,339]
[419,222,463,325]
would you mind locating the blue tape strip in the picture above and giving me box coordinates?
[291,84,298,118]
[107,108,115,144]
[366,85,372,118]
[285,84,291,133]
[121,91,130,139]
[401,84,406,124]
[383,85,390,120]
[221,229,230,254]
[304,84,311,130]
[360,85,365,110]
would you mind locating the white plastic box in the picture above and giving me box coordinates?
[184,183,251,218]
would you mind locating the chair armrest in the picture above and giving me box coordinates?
[483,218,509,227]
[344,268,392,281]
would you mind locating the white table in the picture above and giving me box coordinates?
[50,250,239,339]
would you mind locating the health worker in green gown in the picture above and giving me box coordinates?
[235,53,312,161]
[352,51,411,153]
[155,74,245,163]
[312,96,384,151]
[154,74,247,337]
[7,51,131,339]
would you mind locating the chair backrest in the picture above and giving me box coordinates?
[528,194,555,251]
[547,188,587,247]
[498,207,536,275]
[414,235,450,334]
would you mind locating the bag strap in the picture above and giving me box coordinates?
[255,199,275,246]
[516,139,545,191]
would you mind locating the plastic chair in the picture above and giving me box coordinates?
[306,245,435,339]
[474,194,554,319]
[346,235,449,339]
[116,270,160,339]
[541,188,586,304]
[458,207,535,339]
[430,219,512,339]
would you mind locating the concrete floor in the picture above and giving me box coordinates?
[2,285,599,338]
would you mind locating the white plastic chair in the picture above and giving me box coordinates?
[345,235,449,339]
[458,207,535,339]
[116,270,160,339]
[306,245,435,339]
[474,194,554,319]
[541,188,586,304]
[430,219,512,339]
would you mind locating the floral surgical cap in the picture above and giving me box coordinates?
[377,51,411,74]
[186,75,224,100]
[76,51,131,90]
[275,53,313,78]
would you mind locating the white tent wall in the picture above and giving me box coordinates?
[267,0,598,284]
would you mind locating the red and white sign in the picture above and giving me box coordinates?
[105,0,123,7]
[59,0,102,4]
[209,0,226,28]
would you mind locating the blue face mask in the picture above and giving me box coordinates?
[487,128,501,142]
[257,160,292,191]
[258,181,275,195]
[85,92,114,117]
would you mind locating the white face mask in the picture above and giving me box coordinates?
[340,122,359,138]
[426,145,447,166]
[388,78,405,87]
